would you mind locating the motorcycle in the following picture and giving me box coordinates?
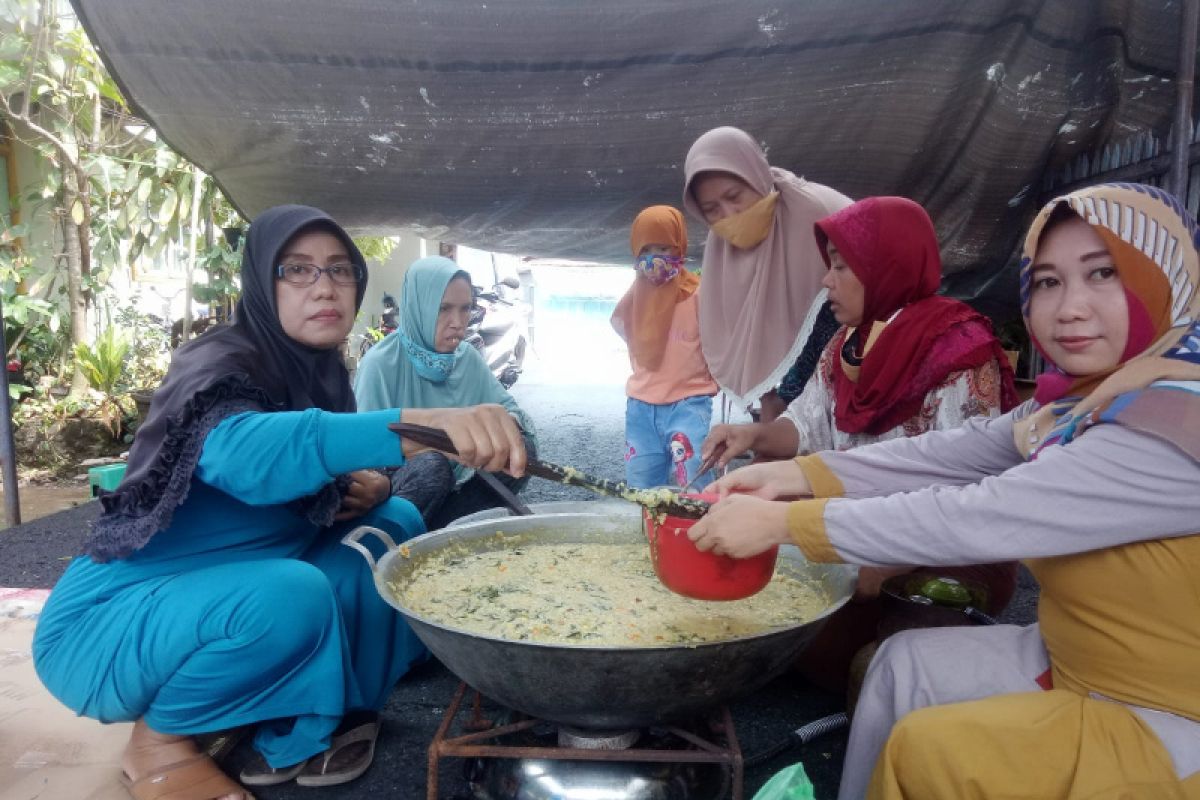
[466,276,528,389]
[379,292,399,337]
[357,293,399,359]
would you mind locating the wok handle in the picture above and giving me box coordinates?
[341,524,400,571]
[475,470,534,516]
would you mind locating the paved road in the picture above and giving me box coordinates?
[0,365,1037,799]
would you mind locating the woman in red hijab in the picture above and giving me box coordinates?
[703,196,1019,691]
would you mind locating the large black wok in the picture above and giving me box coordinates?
[344,503,856,729]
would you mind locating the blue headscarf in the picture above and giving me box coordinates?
[398,256,468,381]
[354,257,536,481]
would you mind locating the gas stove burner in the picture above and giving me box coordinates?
[468,756,729,800]
[427,684,745,800]
[556,726,640,750]
[468,723,729,800]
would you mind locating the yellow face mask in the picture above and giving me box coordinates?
[710,191,780,249]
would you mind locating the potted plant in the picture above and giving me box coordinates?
[130,388,156,426]
[73,327,131,439]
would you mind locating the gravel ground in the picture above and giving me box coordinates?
[0,360,1038,799]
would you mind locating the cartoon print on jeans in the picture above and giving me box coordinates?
[624,442,636,462]
[668,432,694,486]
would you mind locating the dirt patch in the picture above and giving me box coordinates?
[0,480,94,530]
[1,407,127,527]
[13,416,128,478]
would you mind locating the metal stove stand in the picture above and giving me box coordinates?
[427,682,745,799]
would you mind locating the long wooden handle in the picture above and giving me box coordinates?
[387,422,708,519]
[521,459,629,500]
[390,423,617,496]
[388,421,533,517]
[388,421,456,452]
[523,460,709,519]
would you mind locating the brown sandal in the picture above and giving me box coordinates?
[294,717,380,787]
[121,753,255,800]
[237,752,306,787]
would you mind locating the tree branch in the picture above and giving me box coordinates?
[0,91,82,174]
[18,0,50,119]
[114,125,153,156]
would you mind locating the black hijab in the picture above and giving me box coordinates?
[85,205,368,561]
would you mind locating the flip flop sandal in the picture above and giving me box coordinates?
[293,719,380,787]
[237,753,306,787]
[121,753,255,800]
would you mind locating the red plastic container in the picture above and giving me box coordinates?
[644,493,779,601]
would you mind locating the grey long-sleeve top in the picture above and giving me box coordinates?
[788,403,1200,568]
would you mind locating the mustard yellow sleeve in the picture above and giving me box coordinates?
[787,498,842,563]
[795,454,845,498]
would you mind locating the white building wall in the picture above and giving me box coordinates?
[12,140,58,258]
[355,233,429,331]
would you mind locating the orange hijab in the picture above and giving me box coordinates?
[1013,183,1200,460]
[611,206,699,370]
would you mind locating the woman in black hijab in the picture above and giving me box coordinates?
[32,206,526,799]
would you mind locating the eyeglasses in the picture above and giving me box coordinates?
[275,262,363,287]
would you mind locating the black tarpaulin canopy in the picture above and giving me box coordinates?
[70,0,1184,310]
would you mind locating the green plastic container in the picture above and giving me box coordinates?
[88,463,127,497]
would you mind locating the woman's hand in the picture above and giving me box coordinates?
[401,405,527,476]
[335,469,391,521]
[687,494,791,558]
[704,420,800,467]
[705,459,812,500]
[701,424,760,469]
[758,389,787,423]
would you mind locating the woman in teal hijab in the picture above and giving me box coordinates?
[355,256,536,527]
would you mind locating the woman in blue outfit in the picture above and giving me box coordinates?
[31,205,526,800]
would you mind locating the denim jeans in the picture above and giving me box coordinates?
[624,395,715,490]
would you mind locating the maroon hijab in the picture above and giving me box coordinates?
[815,197,1018,435]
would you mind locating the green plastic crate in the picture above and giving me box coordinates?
[88,463,127,497]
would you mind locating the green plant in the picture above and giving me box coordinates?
[11,382,74,463]
[1,221,71,390]
[8,321,69,390]
[0,0,128,394]
[11,376,134,466]
[353,235,398,264]
[192,233,243,318]
[72,326,131,436]
[113,302,170,390]
[73,326,128,395]
[0,0,244,392]
[7,375,31,400]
